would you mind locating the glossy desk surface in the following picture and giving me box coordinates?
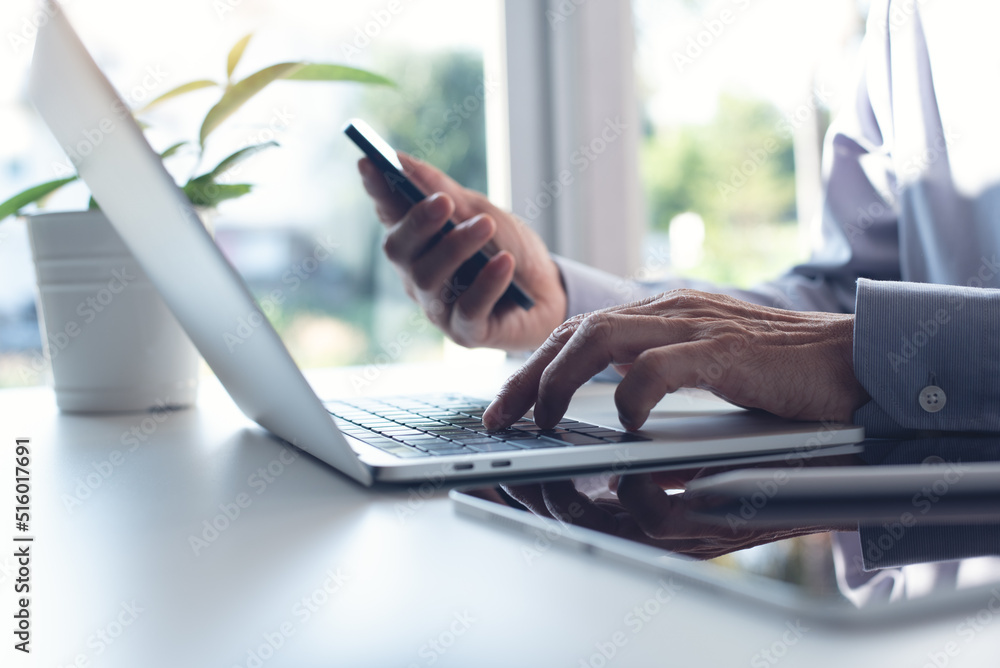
[2,361,998,667]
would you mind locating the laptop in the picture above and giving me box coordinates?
[27,1,864,485]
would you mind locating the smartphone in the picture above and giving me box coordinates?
[344,118,534,310]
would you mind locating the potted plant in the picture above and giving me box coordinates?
[1,33,392,413]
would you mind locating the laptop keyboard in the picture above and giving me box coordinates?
[324,394,649,458]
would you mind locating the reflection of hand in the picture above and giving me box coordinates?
[358,154,566,351]
[502,474,834,561]
[483,290,870,430]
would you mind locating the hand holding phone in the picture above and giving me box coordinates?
[344,119,534,310]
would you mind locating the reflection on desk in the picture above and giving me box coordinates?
[462,436,1000,611]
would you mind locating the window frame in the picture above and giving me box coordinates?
[494,0,645,278]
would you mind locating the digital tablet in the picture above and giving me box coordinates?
[451,436,1000,626]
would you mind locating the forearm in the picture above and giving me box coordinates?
[553,255,858,319]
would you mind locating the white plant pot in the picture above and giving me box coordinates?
[26,210,200,413]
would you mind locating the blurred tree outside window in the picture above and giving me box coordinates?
[633,0,866,288]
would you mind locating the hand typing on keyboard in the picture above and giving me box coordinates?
[326,395,648,459]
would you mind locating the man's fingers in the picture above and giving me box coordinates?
[452,251,516,325]
[540,481,617,533]
[614,342,708,430]
[615,473,684,540]
[381,193,455,264]
[482,324,579,430]
[359,158,411,222]
[408,215,495,292]
[399,153,503,223]
[500,484,554,519]
[398,152,461,193]
[532,315,694,428]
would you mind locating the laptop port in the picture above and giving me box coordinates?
[490,460,512,468]
[453,463,474,471]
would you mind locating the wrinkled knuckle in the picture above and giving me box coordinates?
[548,319,580,346]
[665,288,703,308]
[577,313,614,342]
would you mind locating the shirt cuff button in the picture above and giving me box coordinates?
[918,385,946,413]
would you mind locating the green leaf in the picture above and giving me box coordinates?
[88,196,100,210]
[199,141,279,182]
[199,62,304,147]
[0,176,79,222]
[285,63,395,87]
[182,181,253,208]
[227,33,253,81]
[159,141,188,159]
[198,61,394,147]
[137,79,220,113]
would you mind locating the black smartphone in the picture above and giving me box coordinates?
[344,118,534,310]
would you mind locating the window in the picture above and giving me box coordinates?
[0,0,501,388]
[632,0,867,286]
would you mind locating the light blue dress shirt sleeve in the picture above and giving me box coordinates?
[854,279,1000,436]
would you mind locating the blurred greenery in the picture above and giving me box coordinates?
[641,94,806,287]
[362,51,488,194]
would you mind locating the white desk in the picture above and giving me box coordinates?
[2,361,999,667]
